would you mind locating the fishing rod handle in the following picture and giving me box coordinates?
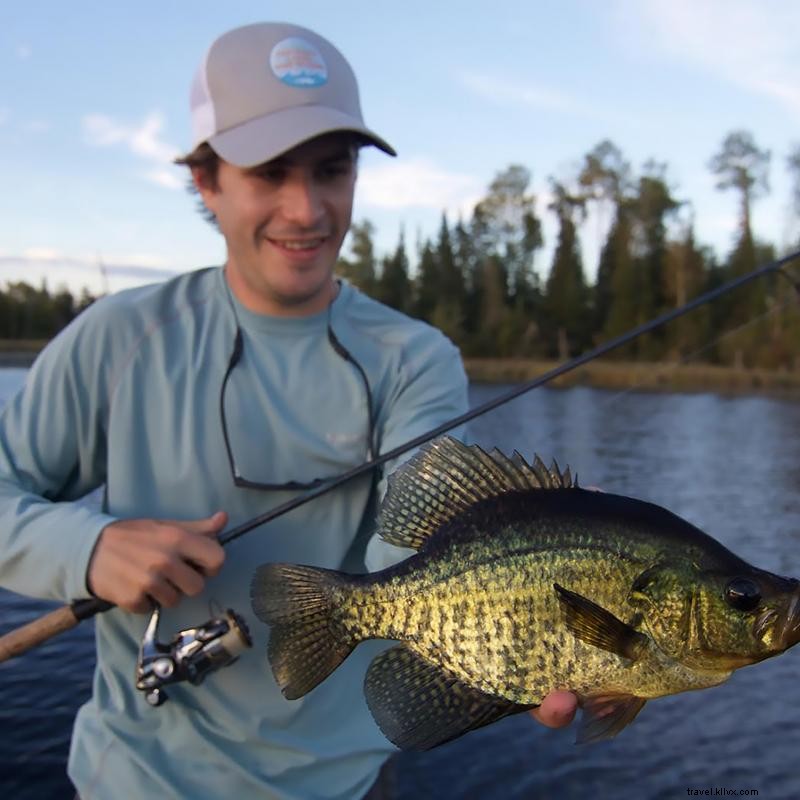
[0,597,111,664]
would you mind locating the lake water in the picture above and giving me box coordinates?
[1,367,800,799]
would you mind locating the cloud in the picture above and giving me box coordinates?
[22,247,63,260]
[0,252,179,282]
[357,158,483,217]
[145,169,184,190]
[83,111,182,189]
[630,0,800,117]
[458,72,579,114]
[23,120,49,134]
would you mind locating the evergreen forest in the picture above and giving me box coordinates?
[3,131,800,369]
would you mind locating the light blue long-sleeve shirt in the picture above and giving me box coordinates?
[0,267,468,799]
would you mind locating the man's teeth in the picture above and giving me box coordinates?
[274,238,325,250]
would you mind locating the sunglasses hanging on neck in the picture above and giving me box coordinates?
[219,323,377,491]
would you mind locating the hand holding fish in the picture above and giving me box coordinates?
[530,691,578,728]
[87,512,227,613]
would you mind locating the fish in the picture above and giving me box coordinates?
[250,436,800,751]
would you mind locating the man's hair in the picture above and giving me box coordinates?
[174,143,222,229]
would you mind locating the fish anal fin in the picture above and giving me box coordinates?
[364,645,531,751]
[554,583,648,661]
[577,694,647,743]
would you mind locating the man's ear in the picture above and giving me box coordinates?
[191,166,217,204]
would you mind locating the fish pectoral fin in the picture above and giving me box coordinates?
[554,583,648,660]
[576,694,647,744]
[364,645,531,751]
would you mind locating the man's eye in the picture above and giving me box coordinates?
[251,167,285,183]
[320,163,351,179]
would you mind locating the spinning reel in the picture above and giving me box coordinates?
[135,605,252,706]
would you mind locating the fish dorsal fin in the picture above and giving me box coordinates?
[378,436,577,551]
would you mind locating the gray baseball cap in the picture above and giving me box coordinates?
[185,22,396,167]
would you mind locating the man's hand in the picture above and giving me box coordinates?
[530,691,578,728]
[87,512,228,613]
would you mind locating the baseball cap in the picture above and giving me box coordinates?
[184,22,396,167]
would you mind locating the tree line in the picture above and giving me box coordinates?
[0,281,97,341]
[2,130,799,368]
[336,130,800,368]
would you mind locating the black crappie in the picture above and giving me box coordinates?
[251,436,800,750]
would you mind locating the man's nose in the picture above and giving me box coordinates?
[281,176,324,227]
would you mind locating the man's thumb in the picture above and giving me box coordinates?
[183,510,228,536]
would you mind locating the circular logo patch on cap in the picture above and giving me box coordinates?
[270,37,328,88]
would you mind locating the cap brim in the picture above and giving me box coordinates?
[205,105,396,167]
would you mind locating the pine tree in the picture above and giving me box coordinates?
[578,140,632,340]
[430,214,466,344]
[543,180,590,358]
[629,161,681,360]
[335,220,377,294]
[377,228,412,313]
[600,210,638,358]
[708,131,771,365]
[662,216,713,361]
[414,239,439,323]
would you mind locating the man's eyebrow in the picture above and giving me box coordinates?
[252,149,355,171]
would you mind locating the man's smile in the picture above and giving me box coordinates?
[266,236,329,252]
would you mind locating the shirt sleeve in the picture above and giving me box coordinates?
[364,330,468,572]
[0,308,119,602]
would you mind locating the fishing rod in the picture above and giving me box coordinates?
[1,248,799,684]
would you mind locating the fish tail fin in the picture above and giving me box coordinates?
[250,563,358,699]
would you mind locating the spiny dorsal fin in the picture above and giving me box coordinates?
[377,436,577,551]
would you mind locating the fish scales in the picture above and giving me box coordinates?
[251,436,800,750]
[341,542,650,703]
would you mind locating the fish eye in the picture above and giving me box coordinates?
[724,578,761,612]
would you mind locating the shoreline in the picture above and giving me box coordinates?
[464,358,800,398]
[0,344,43,368]
[0,353,39,368]
[3,345,799,399]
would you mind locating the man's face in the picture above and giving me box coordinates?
[195,133,357,316]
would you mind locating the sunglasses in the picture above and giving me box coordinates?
[219,324,376,491]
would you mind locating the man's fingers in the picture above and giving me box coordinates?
[530,691,578,729]
[162,558,207,597]
[165,513,227,576]
[87,514,228,610]
[178,534,225,577]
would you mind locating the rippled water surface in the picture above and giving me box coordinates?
[2,368,799,799]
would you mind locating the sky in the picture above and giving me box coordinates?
[2,0,799,296]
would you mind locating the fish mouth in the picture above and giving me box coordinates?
[766,588,800,650]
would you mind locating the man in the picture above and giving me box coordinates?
[0,22,575,799]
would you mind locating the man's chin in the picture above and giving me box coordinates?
[267,275,337,314]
